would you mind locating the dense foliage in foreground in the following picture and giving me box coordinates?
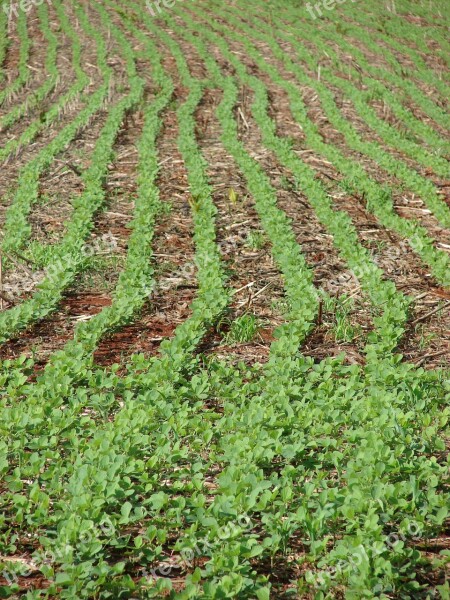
[0,0,449,597]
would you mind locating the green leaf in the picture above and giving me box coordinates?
[121,502,133,520]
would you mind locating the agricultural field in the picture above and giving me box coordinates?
[0,0,449,597]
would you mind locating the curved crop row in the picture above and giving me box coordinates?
[157,14,319,362]
[0,7,317,593]
[299,27,449,155]
[356,0,450,61]
[0,0,228,456]
[0,8,235,594]
[266,0,450,154]
[0,0,139,343]
[107,2,232,380]
[0,2,172,451]
[0,3,448,599]
[178,6,410,363]
[244,8,450,178]
[0,0,90,162]
[286,6,450,132]
[329,6,450,97]
[136,9,448,598]
[0,9,30,106]
[206,2,450,286]
[120,9,448,598]
[0,0,112,260]
[0,5,8,84]
[0,1,59,132]
[316,8,448,127]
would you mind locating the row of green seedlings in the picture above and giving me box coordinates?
[1,0,112,256]
[129,13,449,600]
[268,14,450,178]
[327,2,450,99]
[86,12,450,600]
[395,0,448,42]
[4,0,310,408]
[0,9,30,105]
[349,6,447,70]
[306,0,450,116]
[0,5,234,595]
[0,1,58,133]
[284,14,449,157]
[268,4,445,152]
[0,4,9,84]
[147,6,333,372]
[0,0,90,162]
[171,0,442,370]
[98,0,231,390]
[0,0,442,584]
[355,0,450,60]
[0,0,153,494]
[124,15,422,597]
[101,3,272,389]
[179,0,443,359]
[397,0,448,24]
[91,0,234,385]
[65,5,443,598]
[0,1,166,449]
[1,6,446,596]
[0,1,313,593]
[0,0,119,343]
[208,0,450,286]
[280,0,450,133]
[266,0,449,154]
[181,2,410,359]
[362,15,449,85]
[167,22,319,363]
[224,1,450,221]
[0,0,160,404]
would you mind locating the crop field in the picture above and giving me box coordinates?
[0,0,449,597]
